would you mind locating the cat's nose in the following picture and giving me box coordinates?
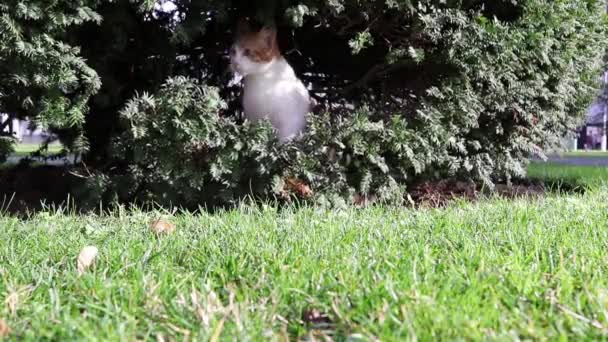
[224,48,234,61]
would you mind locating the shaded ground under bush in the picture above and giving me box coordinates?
[0,165,86,214]
[0,164,570,214]
[409,180,547,208]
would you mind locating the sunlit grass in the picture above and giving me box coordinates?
[12,142,62,157]
[527,162,608,189]
[2,188,608,339]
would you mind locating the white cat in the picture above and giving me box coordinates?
[229,20,310,142]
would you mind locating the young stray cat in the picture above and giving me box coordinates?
[229,19,310,142]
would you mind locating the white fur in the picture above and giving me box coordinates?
[230,46,310,142]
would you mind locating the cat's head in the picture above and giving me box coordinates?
[229,19,280,76]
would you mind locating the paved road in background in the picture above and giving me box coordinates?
[544,156,608,166]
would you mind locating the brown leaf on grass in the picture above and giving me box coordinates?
[302,308,331,325]
[77,246,99,275]
[0,319,10,337]
[284,178,313,199]
[149,218,176,235]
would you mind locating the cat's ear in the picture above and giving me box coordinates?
[236,17,251,36]
[259,26,277,48]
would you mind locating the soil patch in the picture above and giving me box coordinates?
[410,180,546,208]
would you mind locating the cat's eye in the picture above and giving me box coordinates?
[243,48,251,56]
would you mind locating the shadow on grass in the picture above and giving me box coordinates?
[0,164,86,216]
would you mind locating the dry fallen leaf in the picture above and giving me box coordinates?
[302,308,331,325]
[77,246,99,275]
[149,218,176,235]
[0,319,11,337]
[284,178,313,199]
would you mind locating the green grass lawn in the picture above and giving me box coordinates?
[13,142,62,157]
[527,162,608,189]
[2,188,608,340]
[0,160,606,339]
[561,151,608,158]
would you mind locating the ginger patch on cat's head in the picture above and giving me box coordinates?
[235,20,280,62]
[230,18,281,69]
